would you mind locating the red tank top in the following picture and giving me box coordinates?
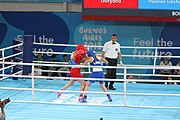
[74,55,82,65]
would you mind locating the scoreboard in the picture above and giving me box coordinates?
[82,0,180,22]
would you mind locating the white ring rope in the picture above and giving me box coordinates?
[33,51,71,55]
[0,43,180,109]
[33,43,180,58]
[1,61,180,70]
[1,61,180,81]
[1,73,180,83]
[0,63,17,71]
[34,42,180,49]
[0,70,22,81]
[1,61,180,79]
[0,42,23,80]
[0,43,23,52]
[0,52,23,61]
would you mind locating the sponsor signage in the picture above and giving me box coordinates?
[83,0,180,22]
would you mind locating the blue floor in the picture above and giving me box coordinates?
[0,78,180,120]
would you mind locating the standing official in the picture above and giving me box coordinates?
[101,34,123,90]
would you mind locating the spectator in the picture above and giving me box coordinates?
[127,75,136,83]
[58,54,69,77]
[36,53,46,76]
[174,60,180,75]
[166,76,177,85]
[159,57,173,84]
[48,54,59,77]
[34,66,42,76]
[173,60,180,85]
[36,53,44,62]
[4,58,13,74]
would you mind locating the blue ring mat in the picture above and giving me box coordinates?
[0,78,180,120]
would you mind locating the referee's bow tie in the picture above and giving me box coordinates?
[112,42,116,44]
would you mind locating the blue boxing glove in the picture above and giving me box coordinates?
[102,62,108,66]
[67,73,70,77]
[68,60,78,65]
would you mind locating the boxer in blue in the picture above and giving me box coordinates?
[82,50,112,102]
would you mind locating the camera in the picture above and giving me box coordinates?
[0,98,10,105]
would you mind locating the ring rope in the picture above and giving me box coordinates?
[1,61,180,79]
[0,73,180,83]
[34,42,180,49]
[0,43,180,109]
[0,43,23,51]
[0,52,23,61]
[1,86,180,97]
[1,61,180,70]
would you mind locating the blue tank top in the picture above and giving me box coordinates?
[90,56,103,72]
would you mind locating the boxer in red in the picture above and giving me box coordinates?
[57,44,87,102]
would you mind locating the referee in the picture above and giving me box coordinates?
[101,34,123,90]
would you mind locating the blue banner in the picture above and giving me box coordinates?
[0,12,180,77]
[139,0,180,10]
[0,0,82,2]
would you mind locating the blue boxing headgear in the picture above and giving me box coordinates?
[87,50,96,57]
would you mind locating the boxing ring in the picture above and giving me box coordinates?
[0,42,180,120]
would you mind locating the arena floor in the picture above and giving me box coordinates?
[0,78,180,120]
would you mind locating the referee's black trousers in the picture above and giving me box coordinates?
[105,57,117,89]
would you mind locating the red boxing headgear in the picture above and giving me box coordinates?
[76,44,85,51]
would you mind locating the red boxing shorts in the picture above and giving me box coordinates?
[70,68,83,78]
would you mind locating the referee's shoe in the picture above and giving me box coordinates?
[109,86,116,90]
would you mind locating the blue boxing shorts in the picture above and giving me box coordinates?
[89,71,104,84]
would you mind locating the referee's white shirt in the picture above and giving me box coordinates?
[102,41,121,59]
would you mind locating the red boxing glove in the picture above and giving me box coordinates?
[80,54,86,59]
[74,49,87,59]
